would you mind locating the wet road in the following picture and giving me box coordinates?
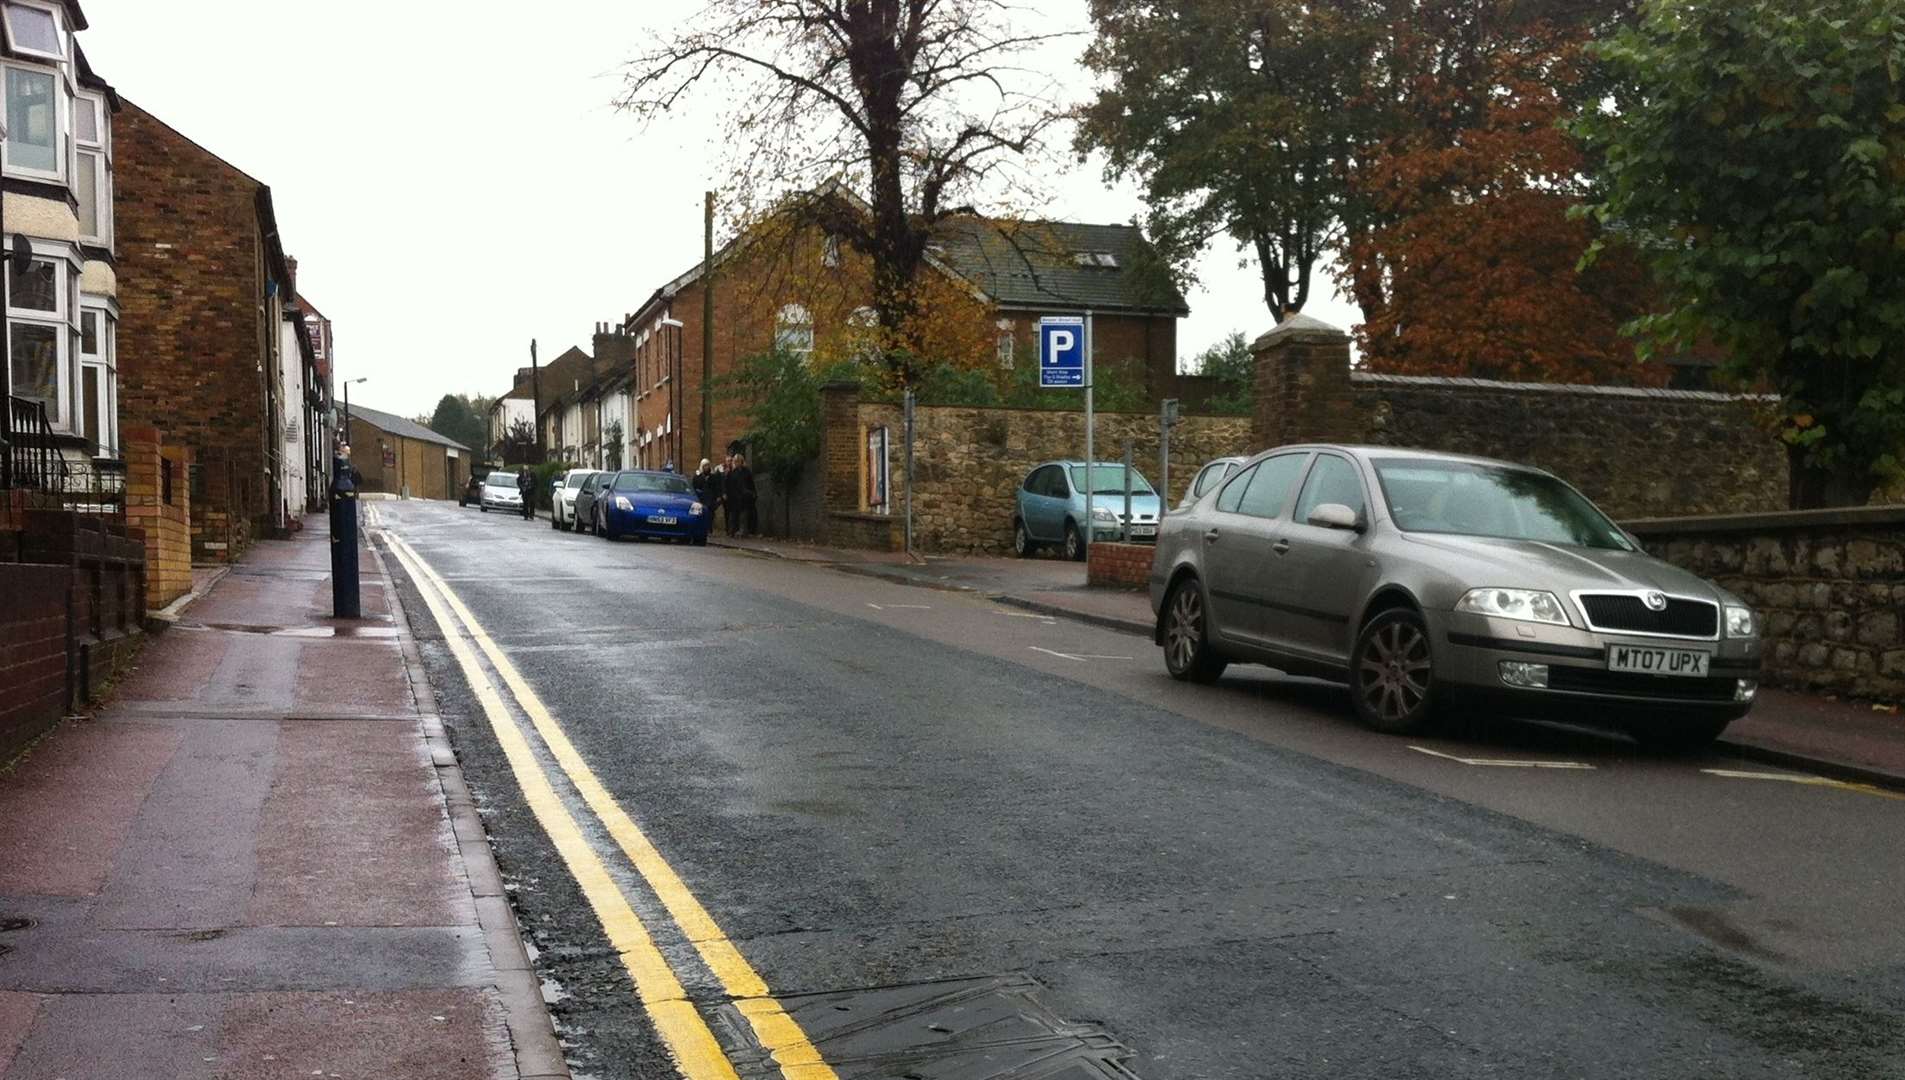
[371,499,1905,1080]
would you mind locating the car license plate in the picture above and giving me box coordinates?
[1607,644,1710,677]
[647,515,678,525]
[1130,525,1157,538]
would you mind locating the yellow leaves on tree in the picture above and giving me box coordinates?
[1341,25,1660,387]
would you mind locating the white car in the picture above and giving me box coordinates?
[480,471,523,513]
[550,469,596,531]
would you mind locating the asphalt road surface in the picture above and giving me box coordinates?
[370,499,1905,1080]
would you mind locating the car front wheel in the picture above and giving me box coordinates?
[1063,521,1085,562]
[1162,578,1227,683]
[1351,609,1437,734]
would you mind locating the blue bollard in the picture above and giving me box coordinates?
[330,453,360,619]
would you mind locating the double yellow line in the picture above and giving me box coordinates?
[379,530,837,1080]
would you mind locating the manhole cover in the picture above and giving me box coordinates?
[715,973,1144,1079]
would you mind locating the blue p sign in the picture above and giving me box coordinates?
[1039,317,1086,388]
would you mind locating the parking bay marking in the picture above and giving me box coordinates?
[1410,745,1597,770]
[381,530,838,1080]
[866,602,931,611]
[1029,646,1134,663]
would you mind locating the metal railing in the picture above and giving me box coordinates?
[1,395,124,520]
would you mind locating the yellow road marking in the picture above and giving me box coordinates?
[1701,768,1905,801]
[381,536,741,1080]
[384,531,839,1080]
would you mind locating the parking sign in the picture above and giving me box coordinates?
[1039,317,1086,388]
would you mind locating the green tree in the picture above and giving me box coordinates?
[1079,0,1362,321]
[723,349,824,531]
[428,394,485,452]
[1187,332,1253,415]
[1576,0,1905,506]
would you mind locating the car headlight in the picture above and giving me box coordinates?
[1091,507,1117,522]
[614,496,632,511]
[1455,588,1571,626]
[1725,605,1756,638]
[690,502,705,516]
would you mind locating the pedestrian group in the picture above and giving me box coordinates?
[694,453,757,538]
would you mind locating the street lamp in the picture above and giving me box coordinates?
[341,377,367,454]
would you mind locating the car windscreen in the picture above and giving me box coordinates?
[1372,459,1633,550]
[1069,465,1155,496]
[486,472,517,485]
[613,472,693,494]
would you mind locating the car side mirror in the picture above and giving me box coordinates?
[1307,503,1363,532]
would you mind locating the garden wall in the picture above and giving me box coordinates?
[1628,506,1905,702]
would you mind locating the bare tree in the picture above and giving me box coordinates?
[620,0,1069,381]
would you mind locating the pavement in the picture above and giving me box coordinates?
[375,499,1904,1079]
[711,532,1905,791]
[0,517,565,1080]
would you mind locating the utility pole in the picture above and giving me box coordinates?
[701,191,715,462]
[529,339,544,464]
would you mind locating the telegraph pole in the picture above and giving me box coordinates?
[529,339,544,463]
[701,191,715,462]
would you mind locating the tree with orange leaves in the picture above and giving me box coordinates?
[1339,15,1657,384]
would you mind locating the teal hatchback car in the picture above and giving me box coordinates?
[1013,461,1164,560]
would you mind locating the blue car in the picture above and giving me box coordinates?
[1013,460,1164,560]
[592,470,711,545]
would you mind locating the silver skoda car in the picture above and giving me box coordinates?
[1150,445,1761,749]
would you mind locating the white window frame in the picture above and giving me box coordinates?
[74,89,111,247]
[1,59,67,182]
[77,302,117,455]
[1,2,66,65]
[775,304,814,357]
[5,248,79,431]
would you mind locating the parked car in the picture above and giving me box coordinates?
[459,469,488,508]
[1151,445,1760,749]
[479,470,522,514]
[551,469,596,531]
[1013,461,1164,560]
[1179,456,1246,510]
[572,471,610,535]
[593,470,710,544]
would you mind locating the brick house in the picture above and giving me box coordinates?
[487,345,590,464]
[623,190,1188,472]
[113,99,300,561]
[345,404,468,501]
[293,289,336,509]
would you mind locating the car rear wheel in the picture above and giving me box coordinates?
[1351,609,1437,734]
[480,506,488,513]
[1628,717,1731,754]
[1013,519,1037,558]
[1063,521,1085,562]
[1163,578,1227,683]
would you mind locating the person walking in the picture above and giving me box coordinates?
[516,468,534,520]
[692,458,718,515]
[730,453,758,537]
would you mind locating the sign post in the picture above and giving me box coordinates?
[1040,314,1094,556]
[1159,398,1179,512]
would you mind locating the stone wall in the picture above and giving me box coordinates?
[846,398,1250,555]
[1628,506,1905,702]
[1252,315,1788,518]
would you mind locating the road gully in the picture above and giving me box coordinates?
[371,499,1905,1080]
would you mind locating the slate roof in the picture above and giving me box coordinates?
[499,346,593,402]
[928,217,1189,316]
[347,404,470,452]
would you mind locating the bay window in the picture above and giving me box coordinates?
[5,252,78,431]
[78,305,117,454]
[2,63,61,178]
[75,91,111,246]
[1,2,62,62]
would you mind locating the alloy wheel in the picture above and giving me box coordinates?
[1357,618,1432,726]
[1166,587,1203,673]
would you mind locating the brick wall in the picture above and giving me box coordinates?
[115,101,272,563]
[123,424,194,609]
[1087,542,1155,589]
[1251,317,1788,518]
[1629,507,1905,702]
[0,563,71,760]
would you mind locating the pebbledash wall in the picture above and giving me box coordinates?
[813,382,1252,554]
[1627,507,1905,702]
[1252,315,1788,518]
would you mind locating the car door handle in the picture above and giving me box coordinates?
[1272,539,1291,556]
[1204,528,1221,543]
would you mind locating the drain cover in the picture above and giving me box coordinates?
[715,974,1143,1079]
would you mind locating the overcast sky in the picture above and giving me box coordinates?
[84,0,1359,418]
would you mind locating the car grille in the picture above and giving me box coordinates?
[1577,593,1718,638]
[1546,666,1740,702]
